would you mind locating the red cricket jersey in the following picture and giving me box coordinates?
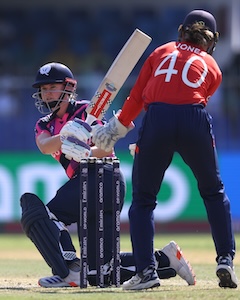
[118,41,222,126]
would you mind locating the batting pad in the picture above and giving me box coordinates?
[20,193,69,278]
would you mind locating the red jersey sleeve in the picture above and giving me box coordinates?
[118,57,152,126]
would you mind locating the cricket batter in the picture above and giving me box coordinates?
[20,62,195,287]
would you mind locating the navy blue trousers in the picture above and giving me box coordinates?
[47,163,125,270]
[129,103,235,273]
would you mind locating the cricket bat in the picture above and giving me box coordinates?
[85,29,152,124]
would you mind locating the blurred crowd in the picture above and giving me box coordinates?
[0,5,240,151]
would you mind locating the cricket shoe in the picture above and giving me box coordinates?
[160,241,196,285]
[216,254,238,288]
[38,269,80,288]
[122,266,160,290]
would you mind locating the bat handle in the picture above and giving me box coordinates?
[85,113,97,125]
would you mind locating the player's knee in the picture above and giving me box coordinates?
[20,192,48,234]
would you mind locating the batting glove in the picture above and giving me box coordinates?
[92,110,134,152]
[60,118,92,144]
[61,136,91,162]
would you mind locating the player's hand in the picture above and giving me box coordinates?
[60,118,92,144]
[92,110,135,152]
[61,136,91,162]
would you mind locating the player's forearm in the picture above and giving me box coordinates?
[118,58,150,126]
[118,96,143,126]
[36,133,62,155]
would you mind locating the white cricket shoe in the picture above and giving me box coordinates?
[122,266,160,290]
[160,241,196,285]
[38,269,80,288]
[216,254,238,288]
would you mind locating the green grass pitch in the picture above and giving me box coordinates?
[0,233,239,299]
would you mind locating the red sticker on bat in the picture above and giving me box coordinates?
[90,89,112,118]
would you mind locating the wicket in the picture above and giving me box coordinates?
[79,157,121,288]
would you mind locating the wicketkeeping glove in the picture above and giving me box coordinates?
[129,143,136,157]
[60,118,92,144]
[92,111,134,152]
[61,136,91,162]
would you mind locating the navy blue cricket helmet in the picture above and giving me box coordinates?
[32,62,77,114]
[178,10,219,54]
[32,62,75,88]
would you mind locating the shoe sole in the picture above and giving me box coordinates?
[216,268,237,288]
[162,241,196,285]
[38,281,72,288]
[123,280,160,290]
[38,279,78,288]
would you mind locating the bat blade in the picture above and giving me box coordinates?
[85,29,152,124]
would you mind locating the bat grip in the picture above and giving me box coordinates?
[85,113,97,125]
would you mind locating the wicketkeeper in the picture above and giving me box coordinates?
[92,10,238,290]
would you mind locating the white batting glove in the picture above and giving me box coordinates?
[92,111,134,152]
[61,136,91,162]
[60,118,92,144]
